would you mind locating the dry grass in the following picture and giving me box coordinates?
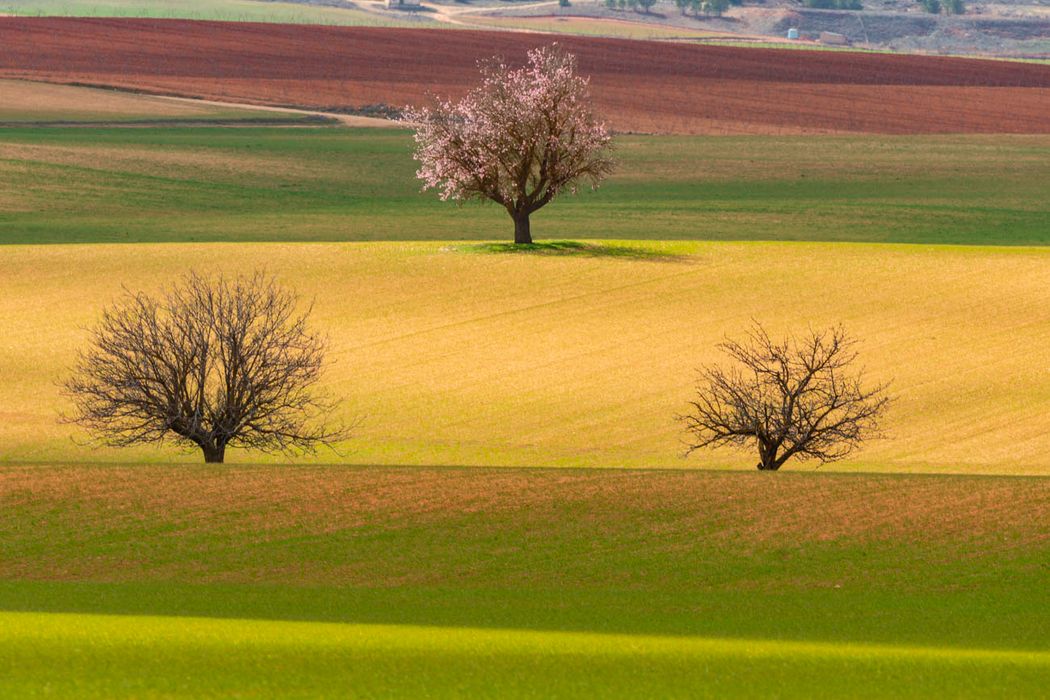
[2,241,1050,474]
[3,466,1043,545]
[0,140,329,183]
[1,464,1045,584]
[0,79,271,123]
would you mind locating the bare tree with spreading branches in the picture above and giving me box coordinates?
[680,323,889,471]
[403,44,615,245]
[64,272,348,463]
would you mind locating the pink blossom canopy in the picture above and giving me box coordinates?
[402,45,614,235]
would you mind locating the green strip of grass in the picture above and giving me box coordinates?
[2,611,1047,699]
[1,128,1047,245]
[0,0,435,26]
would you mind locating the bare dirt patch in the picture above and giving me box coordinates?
[0,78,321,125]
[0,79,228,120]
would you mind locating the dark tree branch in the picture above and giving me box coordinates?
[679,322,890,471]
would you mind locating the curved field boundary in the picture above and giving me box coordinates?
[1,18,1049,133]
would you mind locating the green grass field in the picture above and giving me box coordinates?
[1,465,1047,697]
[0,0,435,26]
[4,611,1047,698]
[1,127,1048,245]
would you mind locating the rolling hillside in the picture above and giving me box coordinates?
[1,465,1047,697]
[4,240,1050,473]
[1,19,1049,133]
[0,12,1047,699]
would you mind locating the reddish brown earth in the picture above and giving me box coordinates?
[0,18,1048,134]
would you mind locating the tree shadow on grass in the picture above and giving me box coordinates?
[460,241,692,263]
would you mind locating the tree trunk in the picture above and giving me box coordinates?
[513,213,533,245]
[202,443,226,463]
[756,444,780,471]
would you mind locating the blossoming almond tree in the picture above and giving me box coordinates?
[403,45,615,245]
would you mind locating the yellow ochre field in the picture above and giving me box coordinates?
[3,240,1050,474]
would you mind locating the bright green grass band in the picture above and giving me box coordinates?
[3,611,1049,699]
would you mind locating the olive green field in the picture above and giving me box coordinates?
[1,466,1047,698]
[1,126,1048,246]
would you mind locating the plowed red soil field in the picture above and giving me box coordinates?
[1,18,1048,134]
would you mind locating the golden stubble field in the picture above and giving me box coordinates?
[2,240,1050,474]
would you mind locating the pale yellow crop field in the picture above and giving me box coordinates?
[2,240,1050,474]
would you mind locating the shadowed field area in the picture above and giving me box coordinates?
[1,128,1048,245]
[2,19,1049,134]
[3,241,1050,473]
[0,465,1047,697]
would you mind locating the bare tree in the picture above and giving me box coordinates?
[403,45,615,245]
[680,323,889,471]
[64,272,347,463]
